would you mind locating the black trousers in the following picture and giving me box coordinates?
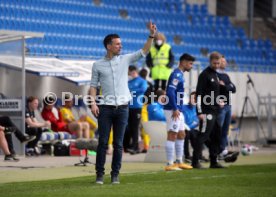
[185,129,206,159]
[154,79,167,91]
[25,127,42,148]
[192,113,221,165]
[123,108,141,151]
[184,129,198,158]
[0,116,25,154]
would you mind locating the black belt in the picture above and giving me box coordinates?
[101,104,128,109]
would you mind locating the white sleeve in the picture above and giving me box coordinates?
[124,49,145,65]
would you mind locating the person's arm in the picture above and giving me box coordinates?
[60,109,74,123]
[89,87,99,117]
[219,73,236,93]
[225,75,236,93]
[166,73,181,120]
[191,107,199,129]
[166,49,175,68]
[90,62,100,117]
[42,110,58,125]
[166,78,178,111]
[25,117,48,128]
[196,73,206,117]
[142,21,157,55]
[135,80,148,94]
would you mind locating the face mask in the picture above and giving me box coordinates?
[128,76,133,81]
[156,40,163,46]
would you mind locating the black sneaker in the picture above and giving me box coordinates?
[199,156,210,163]
[185,156,192,163]
[21,135,36,144]
[141,149,148,153]
[4,154,20,162]
[224,151,239,163]
[128,149,140,155]
[111,175,120,184]
[210,163,226,169]
[192,163,205,169]
[95,175,104,185]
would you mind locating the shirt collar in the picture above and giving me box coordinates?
[176,67,184,74]
[104,54,119,60]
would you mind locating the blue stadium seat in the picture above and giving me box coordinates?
[1,0,274,72]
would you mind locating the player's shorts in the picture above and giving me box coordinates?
[164,110,185,133]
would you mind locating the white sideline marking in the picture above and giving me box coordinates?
[123,171,159,176]
[91,172,266,188]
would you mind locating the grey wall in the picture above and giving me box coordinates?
[273,0,276,17]
[0,67,22,98]
[186,0,206,5]
[207,0,217,15]
[236,0,248,20]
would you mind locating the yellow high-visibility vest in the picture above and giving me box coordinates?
[150,43,172,80]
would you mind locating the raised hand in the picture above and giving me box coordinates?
[149,21,157,36]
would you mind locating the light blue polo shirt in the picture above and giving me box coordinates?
[90,50,145,106]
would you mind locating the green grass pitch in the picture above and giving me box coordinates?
[1,163,276,197]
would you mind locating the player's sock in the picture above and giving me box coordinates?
[165,140,175,165]
[175,139,184,163]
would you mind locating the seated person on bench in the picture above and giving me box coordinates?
[59,95,90,139]
[0,116,35,156]
[0,125,19,162]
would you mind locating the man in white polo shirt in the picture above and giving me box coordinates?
[90,21,157,184]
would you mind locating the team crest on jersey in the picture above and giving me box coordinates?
[172,78,179,85]
[207,114,213,120]
[173,124,177,129]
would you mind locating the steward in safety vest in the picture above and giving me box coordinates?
[146,32,174,91]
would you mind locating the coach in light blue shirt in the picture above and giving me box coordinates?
[89,21,157,185]
[90,52,145,106]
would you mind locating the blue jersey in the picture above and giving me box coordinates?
[164,68,185,111]
[147,102,166,122]
[181,104,199,129]
[128,76,148,109]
